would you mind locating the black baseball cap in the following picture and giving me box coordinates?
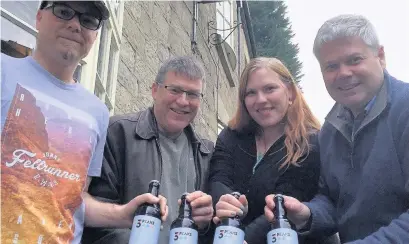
[40,1,110,20]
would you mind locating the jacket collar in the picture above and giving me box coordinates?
[235,129,285,158]
[134,107,211,154]
[326,70,392,141]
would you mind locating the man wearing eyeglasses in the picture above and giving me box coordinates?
[82,56,215,244]
[1,1,168,244]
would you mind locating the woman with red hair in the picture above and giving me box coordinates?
[209,57,335,243]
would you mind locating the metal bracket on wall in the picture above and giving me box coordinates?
[207,20,241,46]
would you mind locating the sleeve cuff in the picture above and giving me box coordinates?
[297,212,313,234]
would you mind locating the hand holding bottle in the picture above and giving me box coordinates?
[213,193,248,224]
[212,192,246,244]
[169,193,198,244]
[129,180,166,244]
[120,192,168,227]
[182,191,213,229]
[264,194,311,230]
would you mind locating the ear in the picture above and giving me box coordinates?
[286,84,296,104]
[377,46,386,69]
[36,10,42,31]
[151,82,159,100]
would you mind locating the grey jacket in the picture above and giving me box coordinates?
[82,108,214,244]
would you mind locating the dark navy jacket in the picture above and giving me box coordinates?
[305,71,409,243]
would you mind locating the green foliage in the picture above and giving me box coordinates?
[249,1,303,82]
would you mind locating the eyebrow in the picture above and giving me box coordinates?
[168,84,201,93]
[325,52,365,65]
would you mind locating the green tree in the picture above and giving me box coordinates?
[249,1,303,83]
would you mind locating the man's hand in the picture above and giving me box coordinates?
[264,194,310,229]
[83,192,168,228]
[213,194,248,224]
[119,193,168,228]
[184,191,213,229]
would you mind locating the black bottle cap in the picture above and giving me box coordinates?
[180,192,189,201]
[149,180,160,187]
[148,180,160,197]
[231,192,241,199]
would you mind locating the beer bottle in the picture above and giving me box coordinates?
[169,193,198,244]
[129,180,162,244]
[267,194,298,244]
[213,192,245,244]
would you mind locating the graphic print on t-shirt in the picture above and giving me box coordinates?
[1,84,97,243]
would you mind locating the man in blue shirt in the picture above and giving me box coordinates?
[1,2,167,243]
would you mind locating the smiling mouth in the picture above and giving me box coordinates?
[257,107,273,112]
[171,108,189,115]
[339,83,359,91]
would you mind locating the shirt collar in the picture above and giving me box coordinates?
[364,95,377,113]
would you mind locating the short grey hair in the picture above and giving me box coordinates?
[313,14,380,58]
[155,56,206,88]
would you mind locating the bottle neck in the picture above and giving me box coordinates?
[179,199,192,219]
[274,197,287,220]
[229,192,242,222]
[148,184,159,197]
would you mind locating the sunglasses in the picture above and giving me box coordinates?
[43,2,102,30]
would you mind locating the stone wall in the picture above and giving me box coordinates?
[116,1,249,142]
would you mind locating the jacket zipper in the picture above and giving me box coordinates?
[193,143,201,190]
[155,137,163,184]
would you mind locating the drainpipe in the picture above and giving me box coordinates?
[191,1,198,49]
[236,0,242,76]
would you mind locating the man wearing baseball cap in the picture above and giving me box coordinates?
[1,1,168,243]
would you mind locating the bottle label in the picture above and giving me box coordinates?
[213,226,244,244]
[129,215,161,244]
[267,228,298,244]
[169,227,198,244]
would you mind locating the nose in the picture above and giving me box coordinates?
[337,63,353,79]
[255,92,267,103]
[175,92,190,106]
[66,15,81,33]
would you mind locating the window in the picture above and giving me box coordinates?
[1,2,38,58]
[94,82,105,100]
[93,17,121,114]
[1,1,39,27]
[97,23,109,80]
[111,0,121,16]
[106,40,119,98]
[216,1,233,47]
[73,65,82,83]
[217,119,226,135]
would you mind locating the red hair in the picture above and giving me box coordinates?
[229,57,321,168]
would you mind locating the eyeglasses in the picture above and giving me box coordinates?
[43,3,102,30]
[158,84,203,101]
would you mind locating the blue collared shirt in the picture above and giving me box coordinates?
[364,95,377,114]
[340,95,377,137]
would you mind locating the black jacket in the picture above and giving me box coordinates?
[82,108,214,244]
[209,127,337,244]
